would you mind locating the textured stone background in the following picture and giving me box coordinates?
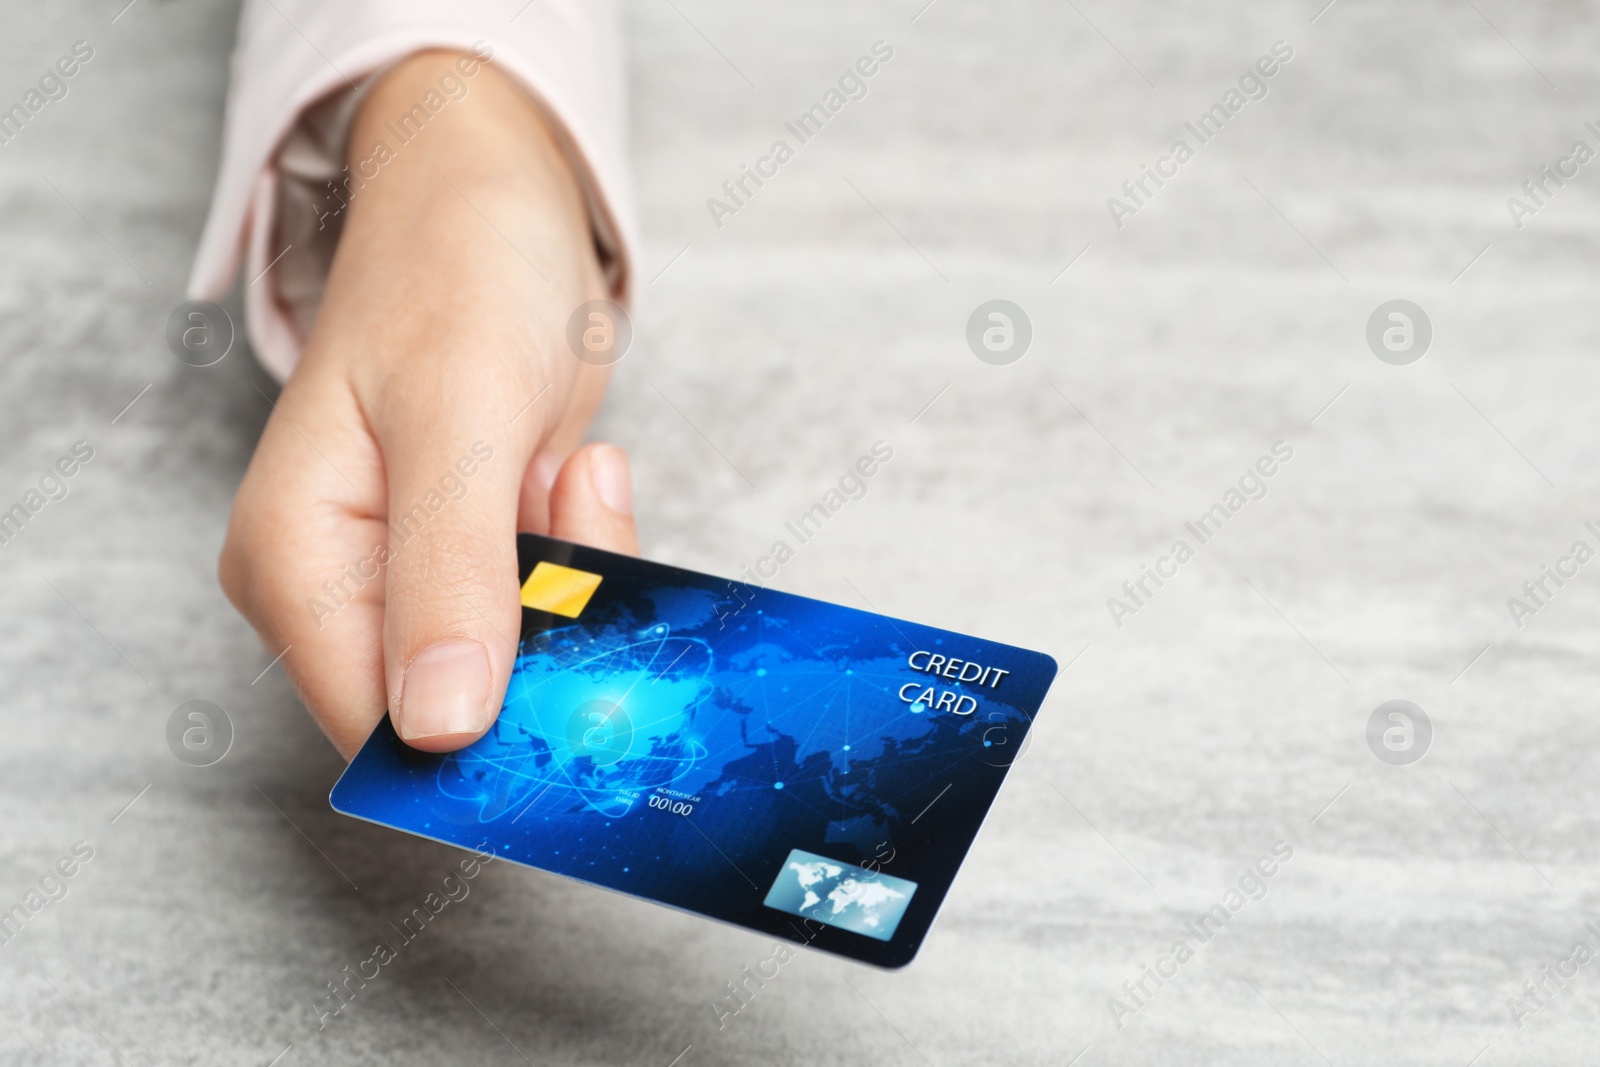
[2,0,1599,1063]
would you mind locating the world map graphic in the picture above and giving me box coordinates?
[776,856,913,937]
[434,584,1034,865]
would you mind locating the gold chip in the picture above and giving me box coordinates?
[519,561,603,617]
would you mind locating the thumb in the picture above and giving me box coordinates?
[382,424,528,754]
[549,443,640,556]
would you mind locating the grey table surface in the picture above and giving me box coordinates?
[3,0,1599,1063]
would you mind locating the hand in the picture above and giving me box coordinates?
[219,51,638,759]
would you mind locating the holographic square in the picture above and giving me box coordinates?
[763,848,917,942]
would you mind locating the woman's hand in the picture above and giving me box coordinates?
[219,51,637,759]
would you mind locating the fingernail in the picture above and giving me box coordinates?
[399,640,491,741]
[590,445,632,514]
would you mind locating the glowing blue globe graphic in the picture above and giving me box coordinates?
[439,624,711,821]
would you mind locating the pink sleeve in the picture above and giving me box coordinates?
[186,0,635,382]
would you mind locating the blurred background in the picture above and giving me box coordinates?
[3,0,1599,1063]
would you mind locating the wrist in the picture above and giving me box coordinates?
[338,49,604,301]
[297,49,608,390]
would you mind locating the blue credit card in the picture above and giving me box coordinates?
[331,533,1057,968]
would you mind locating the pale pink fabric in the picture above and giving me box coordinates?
[187,0,635,382]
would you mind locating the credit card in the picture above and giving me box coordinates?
[331,533,1057,968]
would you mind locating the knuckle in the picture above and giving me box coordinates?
[387,531,512,628]
[395,533,496,598]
